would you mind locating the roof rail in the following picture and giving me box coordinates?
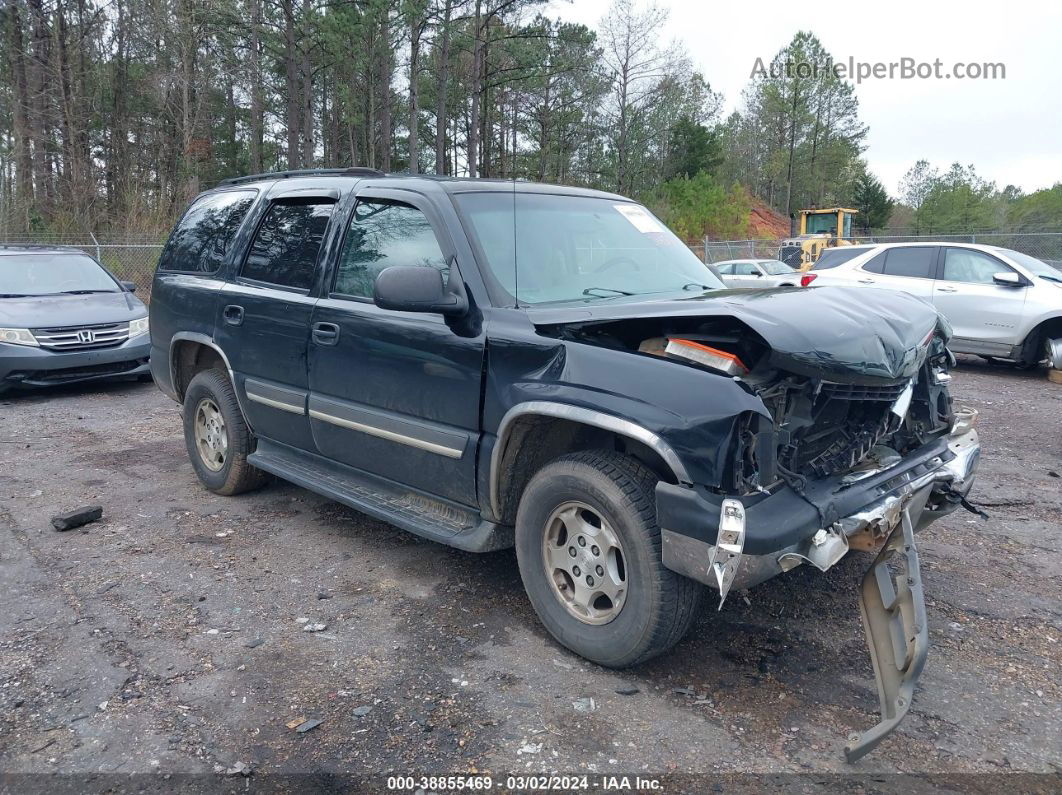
[216,167,386,187]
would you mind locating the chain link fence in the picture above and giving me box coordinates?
[4,232,1061,303]
[701,232,1062,271]
[0,235,164,299]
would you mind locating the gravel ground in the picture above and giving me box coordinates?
[0,359,1059,791]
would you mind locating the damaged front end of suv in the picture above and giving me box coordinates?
[526,286,980,761]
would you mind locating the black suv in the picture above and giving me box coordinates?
[150,169,981,760]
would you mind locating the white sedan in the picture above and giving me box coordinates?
[714,259,800,289]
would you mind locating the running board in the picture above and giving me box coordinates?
[248,440,512,552]
[844,507,929,762]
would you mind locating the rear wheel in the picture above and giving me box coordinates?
[182,369,268,495]
[515,450,703,668]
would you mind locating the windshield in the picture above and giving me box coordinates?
[996,248,1062,281]
[759,260,794,275]
[454,192,723,305]
[0,253,119,296]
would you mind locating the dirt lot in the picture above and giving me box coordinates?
[1,359,1060,791]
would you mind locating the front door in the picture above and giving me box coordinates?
[215,194,337,450]
[307,191,485,506]
[932,247,1028,351]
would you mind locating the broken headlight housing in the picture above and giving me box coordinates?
[0,327,39,347]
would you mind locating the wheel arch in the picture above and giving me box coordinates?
[1019,314,1062,363]
[169,333,236,403]
[489,402,691,524]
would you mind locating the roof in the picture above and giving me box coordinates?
[799,207,859,214]
[211,169,628,201]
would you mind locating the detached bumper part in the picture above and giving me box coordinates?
[845,507,928,763]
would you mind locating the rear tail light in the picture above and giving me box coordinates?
[800,273,817,287]
[665,338,749,376]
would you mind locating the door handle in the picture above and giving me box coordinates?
[223,304,244,325]
[937,286,958,293]
[312,322,340,345]
[857,278,876,284]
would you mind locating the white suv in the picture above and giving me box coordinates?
[803,242,1062,367]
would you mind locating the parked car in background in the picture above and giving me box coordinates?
[802,242,1062,368]
[714,258,799,288]
[151,169,980,761]
[0,246,151,395]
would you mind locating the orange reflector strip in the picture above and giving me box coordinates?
[667,338,749,374]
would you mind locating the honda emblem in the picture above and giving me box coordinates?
[78,329,95,344]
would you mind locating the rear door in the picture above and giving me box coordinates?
[215,191,338,450]
[306,189,485,506]
[855,246,938,300]
[932,247,1028,349]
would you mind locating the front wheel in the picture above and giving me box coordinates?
[182,369,268,495]
[515,451,703,668]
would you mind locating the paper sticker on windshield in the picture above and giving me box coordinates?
[614,204,664,234]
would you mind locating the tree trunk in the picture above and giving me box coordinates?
[434,0,451,175]
[467,0,482,177]
[300,0,313,168]
[283,0,300,169]
[408,16,421,173]
[248,0,264,173]
[5,0,35,213]
[376,10,392,170]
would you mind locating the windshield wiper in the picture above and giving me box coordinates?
[0,293,32,298]
[582,286,633,297]
[59,289,118,294]
[1039,274,1062,283]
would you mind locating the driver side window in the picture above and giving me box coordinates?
[334,200,447,299]
[942,248,1010,285]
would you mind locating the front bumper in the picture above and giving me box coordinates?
[657,422,979,593]
[656,416,980,762]
[0,336,151,392]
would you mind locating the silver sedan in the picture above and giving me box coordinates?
[715,259,800,288]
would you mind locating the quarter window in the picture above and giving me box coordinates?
[241,199,335,290]
[334,200,447,299]
[942,248,1010,284]
[158,190,256,273]
[882,247,936,279]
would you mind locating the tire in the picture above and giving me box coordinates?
[1046,337,1062,370]
[515,450,703,668]
[182,368,268,495]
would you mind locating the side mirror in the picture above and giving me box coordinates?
[120,280,137,293]
[992,272,1022,287]
[751,271,763,277]
[373,263,468,317]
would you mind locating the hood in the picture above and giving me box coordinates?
[527,286,947,383]
[0,291,146,329]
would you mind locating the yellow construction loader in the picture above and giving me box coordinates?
[777,207,858,271]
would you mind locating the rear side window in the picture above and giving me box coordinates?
[813,247,871,270]
[881,247,936,279]
[241,199,335,290]
[158,190,256,273]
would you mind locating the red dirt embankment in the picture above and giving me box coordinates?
[748,200,791,238]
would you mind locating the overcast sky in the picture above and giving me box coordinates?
[548,0,1062,197]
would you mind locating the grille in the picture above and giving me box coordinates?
[32,322,130,351]
[820,381,910,402]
